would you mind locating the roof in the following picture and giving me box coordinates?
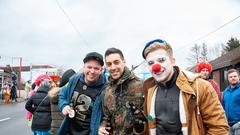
[0,65,55,73]
[188,46,240,72]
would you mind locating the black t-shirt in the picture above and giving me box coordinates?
[69,81,102,135]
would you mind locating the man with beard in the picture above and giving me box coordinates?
[142,39,228,135]
[222,69,240,135]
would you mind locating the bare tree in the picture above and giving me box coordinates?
[208,43,223,61]
[187,44,201,66]
[200,43,208,62]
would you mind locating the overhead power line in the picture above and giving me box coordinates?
[55,0,91,50]
[189,15,240,45]
[175,15,240,52]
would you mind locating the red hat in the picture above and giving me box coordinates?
[34,74,52,86]
[197,62,212,73]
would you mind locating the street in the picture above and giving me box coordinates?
[0,101,32,135]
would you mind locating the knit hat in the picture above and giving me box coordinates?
[83,52,104,66]
[34,74,52,86]
[197,62,212,73]
[58,69,76,87]
[142,39,166,59]
[49,75,61,82]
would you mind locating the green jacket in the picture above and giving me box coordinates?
[101,67,146,135]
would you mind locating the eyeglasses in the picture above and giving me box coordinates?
[142,39,166,59]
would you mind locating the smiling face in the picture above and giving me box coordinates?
[105,53,126,80]
[83,59,103,85]
[146,49,175,84]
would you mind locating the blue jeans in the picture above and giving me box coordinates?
[32,130,51,135]
[229,123,240,135]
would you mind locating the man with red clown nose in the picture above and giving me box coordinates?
[142,39,228,135]
[197,62,222,101]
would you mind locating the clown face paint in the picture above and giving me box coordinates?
[146,49,175,84]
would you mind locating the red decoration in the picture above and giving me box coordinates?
[34,74,52,86]
[50,75,61,82]
[152,64,161,72]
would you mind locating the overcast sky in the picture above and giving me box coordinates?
[1,0,240,75]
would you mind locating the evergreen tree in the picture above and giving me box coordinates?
[222,37,240,54]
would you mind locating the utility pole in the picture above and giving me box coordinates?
[13,56,22,97]
[19,57,22,97]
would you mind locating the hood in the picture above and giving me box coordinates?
[37,85,51,93]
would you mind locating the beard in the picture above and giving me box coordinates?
[230,81,238,87]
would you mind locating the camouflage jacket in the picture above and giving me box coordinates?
[101,67,146,135]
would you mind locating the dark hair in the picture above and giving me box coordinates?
[105,47,124,60]
[227,69,240,76]
[31,83,36,90]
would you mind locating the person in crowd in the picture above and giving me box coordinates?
[25,74,53,135]
[142,39,228,135]
[98,48,146,135]
[48,69,76,135]
[50,75,61,88]
[26,83,38,127]
[10,81,17,102]
[3,82,11,104]
[197,61,222,101]
[25,80,32,100]
[222,69,240,135]
[58,52,107,135]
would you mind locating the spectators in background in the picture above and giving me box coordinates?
[197,62,222,101]
[25,80,31,100]
[25,74,53,135]
[222,69,240,135]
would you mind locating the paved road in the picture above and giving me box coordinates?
[0,101,32,135]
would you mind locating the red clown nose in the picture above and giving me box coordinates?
[152,64,161,72]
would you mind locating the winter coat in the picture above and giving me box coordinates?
[48,87,65,135]
[57,73,107,135]
[25,86,52,131]
[222,82,240,126]
[101,67,146,135]
[208,79,222,102]
[143,66,228,135]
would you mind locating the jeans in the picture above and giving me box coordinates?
[32,130,51,135]
[229,122,240,135]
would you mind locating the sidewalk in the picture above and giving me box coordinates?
[0,90,26,105]
[0,97,26,105]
